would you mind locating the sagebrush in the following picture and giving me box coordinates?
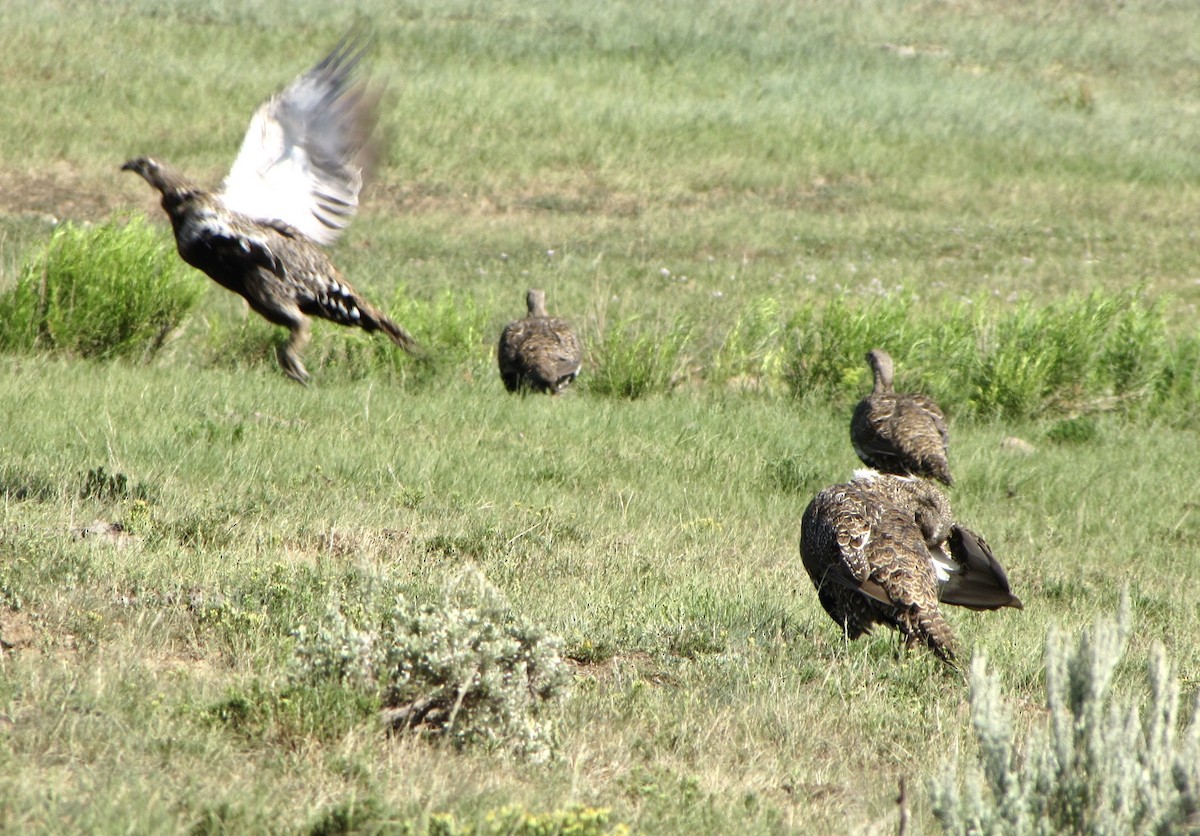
[931,597,1200,834]
[291,578,571,762]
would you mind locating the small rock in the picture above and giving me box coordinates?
[1001,436,1036,455]
[72,519,138,549]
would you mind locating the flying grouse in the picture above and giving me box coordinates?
[122,35,418,384]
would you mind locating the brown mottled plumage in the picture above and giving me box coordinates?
[800,471,1021,664]
[122,36,418,384]
[870,474,1023,611]
[497,289,582,394]
[851,349,953,485]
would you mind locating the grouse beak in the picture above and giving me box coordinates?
[121,157,155,177]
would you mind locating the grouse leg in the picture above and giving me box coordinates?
[277,320,312,385]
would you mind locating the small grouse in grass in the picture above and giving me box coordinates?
[122,34,419,384]
[850,348,954,485]
[497,289,582,394]
[799,471,1021,665]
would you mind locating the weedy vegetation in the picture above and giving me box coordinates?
[0,215,199,359]
[2,1,1200,832]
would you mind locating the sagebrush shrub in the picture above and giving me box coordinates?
[292,582,571,762]
[0,215,199,359]
[931,596,1200,834]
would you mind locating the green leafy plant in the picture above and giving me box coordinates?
[0,215,199,359]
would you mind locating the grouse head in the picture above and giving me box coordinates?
[122,157,198,207]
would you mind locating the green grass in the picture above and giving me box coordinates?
[2,360,1198,833]
[2,1,1200,833]
[782,289,1198,422]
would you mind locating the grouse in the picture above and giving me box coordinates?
[799,471,1021,664]
[122,35,418,384]
[850,348,954,485]
[497,289,583,394]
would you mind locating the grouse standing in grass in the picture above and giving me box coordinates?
[850,348,954,485]
[122,35,419,384]
[497,289,583,394]
[799,471,1021,665]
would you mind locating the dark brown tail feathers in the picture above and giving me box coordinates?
[378,316,421,356]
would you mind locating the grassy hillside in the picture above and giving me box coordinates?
[1,1,1199,832]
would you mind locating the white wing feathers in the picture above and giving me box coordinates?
[218,35,379,247]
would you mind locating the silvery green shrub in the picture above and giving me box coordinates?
[932,598,1200,834]
[292,590,570,762]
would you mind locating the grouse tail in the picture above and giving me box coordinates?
[910,608,958,666]
[378,315,422,356]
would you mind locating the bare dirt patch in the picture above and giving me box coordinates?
[0,609,36,653]
[72,519,141,550]
[566,650,675,687]
[285,526,415,561]
[0,161,127,223]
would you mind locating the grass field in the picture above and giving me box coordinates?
[2,1,1199,832]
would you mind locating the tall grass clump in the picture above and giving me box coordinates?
[1160,334,1200,427]
[968,291,1171,419]
[783,289,1180,421]
[782,292,957,403]
[310,288,491,386]
[787,290,916,398]
[931,597,1200,834]
[0,215,199,359]
[291,575,571,762]
[380,289,491,385]
[586,315,693,398]
[708,296,789,390]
